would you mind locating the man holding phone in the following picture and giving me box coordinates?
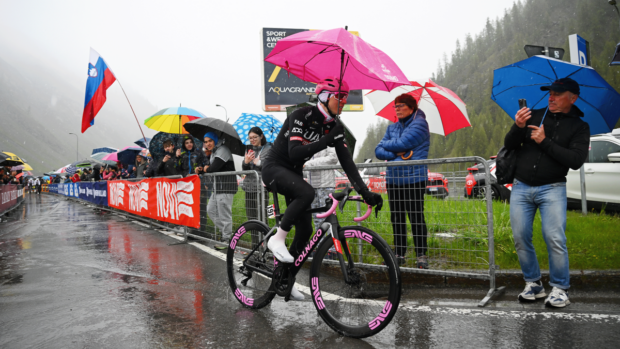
[504,77,590,307]
[157,139,181,177]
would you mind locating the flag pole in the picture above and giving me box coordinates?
[116,79,147,144]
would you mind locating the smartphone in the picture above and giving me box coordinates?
[518,99,527,109]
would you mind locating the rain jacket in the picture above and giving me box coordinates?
[504,106,590,186]
[304,147,339,188]
[375,109,430,185]
[156,152,180,177]
[135,160,148,178]
[179,146,208,177]
[241,143,272,191]
[205,143,237,195]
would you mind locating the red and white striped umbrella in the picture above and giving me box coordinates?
[365,79,471,136]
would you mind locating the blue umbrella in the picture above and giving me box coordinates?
[134,137,151,148]
[91,147,117,155]
[491,55,620,135]
[117,146,144,165]
[232,113,283,145]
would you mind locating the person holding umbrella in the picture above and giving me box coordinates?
[261,77,383,301]
[198,132,237,242]
[505,78,590,308]
[375,93,430,269]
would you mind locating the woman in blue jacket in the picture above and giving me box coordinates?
[375,94,430,269]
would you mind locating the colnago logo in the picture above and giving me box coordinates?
[109,182,125,206]
[291,127,302,134]
[368,301,393,330]
[156,180,194,220]
[230,226,246,249]
[235,288,254,307]
[295,229,323,266]
[128,182,149,213]
[311,277,325,310]
[268,87,316,95]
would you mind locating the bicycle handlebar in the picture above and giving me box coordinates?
[315,193,374,222]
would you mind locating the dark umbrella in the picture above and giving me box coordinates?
[117,146,144,165]
[148,132,203,162]
[134,137,151,148]
[183,117,245,156]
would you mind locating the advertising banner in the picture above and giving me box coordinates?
[108,176,201,228]
[0,184,20,213]
[78,182,108,206]
[48,184,58,194]
[261,27,364,112]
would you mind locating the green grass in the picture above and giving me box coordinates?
[205,190,620,271]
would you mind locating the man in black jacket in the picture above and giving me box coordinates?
[156,139,180,177]
[504,78,590,308]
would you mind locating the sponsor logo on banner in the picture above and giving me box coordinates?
[156,180,194,219]
[128,182,149,212]
[108,177,200,228]
[109,182,126,206]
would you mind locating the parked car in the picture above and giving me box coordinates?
[566,129,620,212]
[335,167,449,199]
[464,157,512,202]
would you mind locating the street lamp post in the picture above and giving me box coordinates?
[216,104,228,121]
[68,133,78,162]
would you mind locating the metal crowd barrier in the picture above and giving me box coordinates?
[44,156,502,306]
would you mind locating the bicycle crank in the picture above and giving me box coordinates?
[271,264,294,298]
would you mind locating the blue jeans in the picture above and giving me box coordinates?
[510,179,569,289]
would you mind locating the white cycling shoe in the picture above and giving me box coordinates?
[289,286,305,301]
[268,238,294,263]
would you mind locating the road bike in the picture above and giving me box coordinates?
[226,185,401,338]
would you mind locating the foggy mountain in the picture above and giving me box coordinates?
[0,36,159,175]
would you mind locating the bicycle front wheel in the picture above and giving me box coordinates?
[309,226,401,338]
[226,220,276,309]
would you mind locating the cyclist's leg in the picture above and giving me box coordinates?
[262,164,315,262]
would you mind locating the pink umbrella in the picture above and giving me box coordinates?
[265,28,409,92]
[366,79,472,136]
[102,152,119,162]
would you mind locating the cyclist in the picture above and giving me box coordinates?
[261,76,383,300]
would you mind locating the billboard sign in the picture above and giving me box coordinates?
[568,34,589,66]
[261,27,364,112]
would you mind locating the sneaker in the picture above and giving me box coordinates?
[518,281,546,301]
[545,287,570,308]
[416,255,429,269]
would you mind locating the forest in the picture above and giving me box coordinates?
[355,0,620,163]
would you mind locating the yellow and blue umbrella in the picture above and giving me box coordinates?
[144,107,205,134]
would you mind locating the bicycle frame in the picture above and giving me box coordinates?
[235,186,367,286]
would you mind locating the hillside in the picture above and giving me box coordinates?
[355,0,620,162]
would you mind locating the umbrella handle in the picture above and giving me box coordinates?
[401,151,413,160]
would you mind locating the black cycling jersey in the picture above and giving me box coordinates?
[263,105,367,193]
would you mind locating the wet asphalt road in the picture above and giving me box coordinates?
[1,194,620,348]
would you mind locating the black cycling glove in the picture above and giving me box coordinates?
[360,188,383,209]
[324,121,345,146]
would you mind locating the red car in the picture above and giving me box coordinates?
[335,168,449,199]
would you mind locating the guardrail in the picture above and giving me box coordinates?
[44,156,503,306]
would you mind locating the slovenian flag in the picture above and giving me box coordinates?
[81,48,116,133]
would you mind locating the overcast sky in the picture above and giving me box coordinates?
[1,0,518,153]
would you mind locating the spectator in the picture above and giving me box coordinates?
[71,171,81,183]
[199,132,237,242]
[157,139,180,177]
[135,154,148,179]
[178,136,207,177]
[241,127,271,221]
[504,78,589,308]
[375,93,430,269]
[304,146,338,229]
[92,166,102,181]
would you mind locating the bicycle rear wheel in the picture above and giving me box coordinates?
[309,226,401,338]
[226,220,276,309]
